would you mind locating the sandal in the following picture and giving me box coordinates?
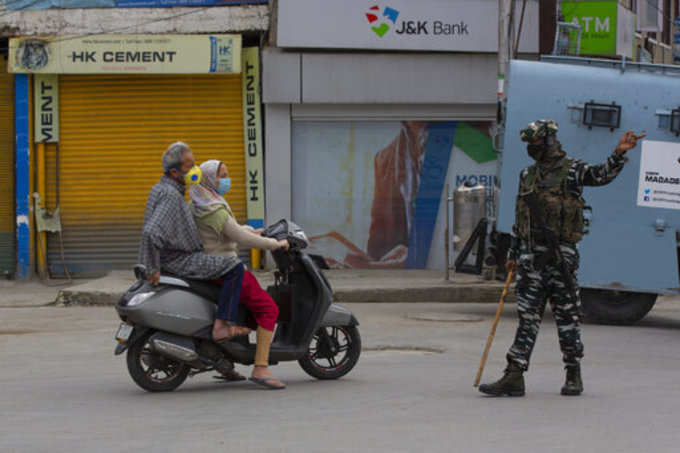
[249,376,286,390]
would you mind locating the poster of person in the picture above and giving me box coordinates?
[292,121,497,269]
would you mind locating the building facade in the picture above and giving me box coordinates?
[263,0,540,270]
[544,0,680,64]
[1,1,269,278]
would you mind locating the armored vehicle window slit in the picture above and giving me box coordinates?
[583,101,621,131]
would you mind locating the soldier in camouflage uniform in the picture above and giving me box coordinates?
[479,120,646,397]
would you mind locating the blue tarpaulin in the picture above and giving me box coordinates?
[115,0,266,6]
[2,0,115,9]
[0,0,266,8]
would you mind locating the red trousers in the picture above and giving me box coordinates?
[240,270,279,332]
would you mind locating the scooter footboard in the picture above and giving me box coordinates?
[320,304,359,327]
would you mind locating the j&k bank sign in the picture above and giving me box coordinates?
[277,0,539,52]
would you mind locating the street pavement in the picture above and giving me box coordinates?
[2,297,680,452]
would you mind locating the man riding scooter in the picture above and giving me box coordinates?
[139,142,249,349]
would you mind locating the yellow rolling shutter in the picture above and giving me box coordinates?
[0,56,15,276]
[46,74,245,277]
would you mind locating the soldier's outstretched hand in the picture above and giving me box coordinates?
[615,130,647,156]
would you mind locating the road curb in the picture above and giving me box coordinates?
[55,284,516,306]
[55,290,123,306]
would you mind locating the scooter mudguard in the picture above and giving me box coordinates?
[320,303,359,327]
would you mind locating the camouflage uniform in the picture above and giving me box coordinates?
[506,120,627,371]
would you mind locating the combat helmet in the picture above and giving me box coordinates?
[520,119,558,143]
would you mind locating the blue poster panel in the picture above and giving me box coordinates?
[3,0,114,9]
[115,0,267,7]
[1,0,265,8]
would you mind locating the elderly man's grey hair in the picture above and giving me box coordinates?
[162,141,192,172]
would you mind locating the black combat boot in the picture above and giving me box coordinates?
[561,363,583,396]
[478,362,525,397]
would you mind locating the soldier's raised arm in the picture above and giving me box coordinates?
[577,130,646,187]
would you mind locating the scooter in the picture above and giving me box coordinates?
[114,220,361,392]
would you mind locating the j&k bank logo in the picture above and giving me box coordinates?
[365,4,470,38]
[365,5,400,37]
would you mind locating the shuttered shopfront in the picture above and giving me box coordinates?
[0,56,15,276]
[46,74,246,277]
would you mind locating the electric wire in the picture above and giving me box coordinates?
[0,5,216,52]
[45,6,207,44]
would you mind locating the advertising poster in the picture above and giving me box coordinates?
[9,34,241,74]
[637,140,680,210]
[292,121,496,270]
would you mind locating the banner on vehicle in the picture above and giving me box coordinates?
[637,140,680,210]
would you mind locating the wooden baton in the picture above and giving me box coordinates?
[473,268,515,387]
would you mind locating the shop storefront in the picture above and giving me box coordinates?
[263,0,539,270]
[10,34,261,277]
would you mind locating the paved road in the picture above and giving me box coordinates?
[2,298,680,452]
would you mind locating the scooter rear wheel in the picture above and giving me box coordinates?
[299,326,361,380]
[126,332,191,392]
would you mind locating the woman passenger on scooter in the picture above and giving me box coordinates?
[190,160,289,390]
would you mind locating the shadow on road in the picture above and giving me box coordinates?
[626,315,680,331]
[426,304,680,331]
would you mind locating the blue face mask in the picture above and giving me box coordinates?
[216,177,231,195]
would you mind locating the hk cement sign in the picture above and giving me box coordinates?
[276,0,539,52]
[34,74,59,143]
[9,34,241,74]
[241,47,265,230]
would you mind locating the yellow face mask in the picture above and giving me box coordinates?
[183,165,202,186]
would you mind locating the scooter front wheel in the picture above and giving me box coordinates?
[299,326,361,380]
[126,332,190,392]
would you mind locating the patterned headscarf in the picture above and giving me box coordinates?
[189,160,228,218]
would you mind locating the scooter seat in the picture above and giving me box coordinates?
[161,273,250,326]
[162,272,221,302]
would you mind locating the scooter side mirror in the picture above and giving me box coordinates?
[133,264,147,281]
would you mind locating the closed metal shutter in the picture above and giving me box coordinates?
[46,74,246,277]
[0,56,15,276]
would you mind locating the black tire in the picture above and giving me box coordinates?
[581,288,658,326]
[126,332,191,392]
[299,326,361,380]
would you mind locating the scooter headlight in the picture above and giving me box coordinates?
[127,292,154,307]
